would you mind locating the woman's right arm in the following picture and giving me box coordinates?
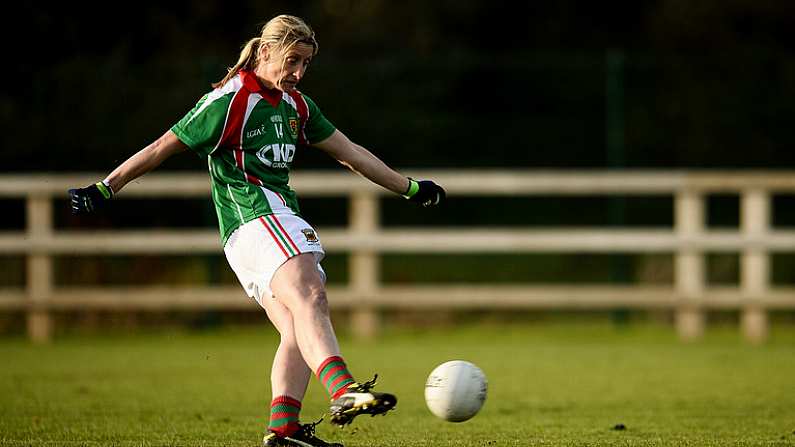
[69,130,188,215]
[104,130,188,193]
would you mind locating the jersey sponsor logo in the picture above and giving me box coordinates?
[289,118,299,138]
[270,115,283,123]
[301,228,319,244]
[256,143,296,169]
[245,123,267,140]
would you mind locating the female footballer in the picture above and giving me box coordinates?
[68,14,445,447]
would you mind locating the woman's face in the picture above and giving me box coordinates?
[258,42,314,91]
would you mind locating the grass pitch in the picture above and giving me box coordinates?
[1,320,794,446]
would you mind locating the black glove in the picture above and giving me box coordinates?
[403,178,445,207]
[69,181,114,214]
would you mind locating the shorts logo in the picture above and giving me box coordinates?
[289,118,299,138]
[301,228,319,244]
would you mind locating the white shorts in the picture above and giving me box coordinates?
[224,214,326,309]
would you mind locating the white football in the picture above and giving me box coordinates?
[424,360,488,422]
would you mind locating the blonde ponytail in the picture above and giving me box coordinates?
[213,37,261,88]
[213,15,318,89]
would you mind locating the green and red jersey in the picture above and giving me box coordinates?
[171,70,336,245]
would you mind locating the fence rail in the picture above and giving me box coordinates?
[2,171,795,343]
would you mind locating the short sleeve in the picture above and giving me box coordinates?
[171,92,231,158]
[302,94,336,144]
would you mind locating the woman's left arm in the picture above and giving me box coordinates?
[313,129,411,195]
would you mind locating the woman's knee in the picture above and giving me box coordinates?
[292,287,329,315]
[278,330,300,350]
[271,254,328,312]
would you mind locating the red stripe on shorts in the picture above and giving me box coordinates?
[270,215,301,254]
[259,216,289,258]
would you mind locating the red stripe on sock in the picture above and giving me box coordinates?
[271,396,302,408]
[271,411,300,420]
[316,356,345,379]
[329,375,354,394]
[331,381,354,400]
[269,395,301,437]
[329,373,354,391]
[321,364,346,384]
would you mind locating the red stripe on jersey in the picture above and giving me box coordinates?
[246,171,263,185]
[259,217,289,258]
[241,69,281,107]
[270,214,301,254]
[220,79,265,186]
[233,147,263,186]
[287,90,309,145]
[219,88,249,150]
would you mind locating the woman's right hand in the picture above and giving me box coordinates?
[69,181,114,214]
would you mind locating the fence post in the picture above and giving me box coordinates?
[26,194,54,343]
[349,190,380,339]
[675,189,705,340]
[740,188,769,343]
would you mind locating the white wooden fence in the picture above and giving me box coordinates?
[2,171,795,343]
